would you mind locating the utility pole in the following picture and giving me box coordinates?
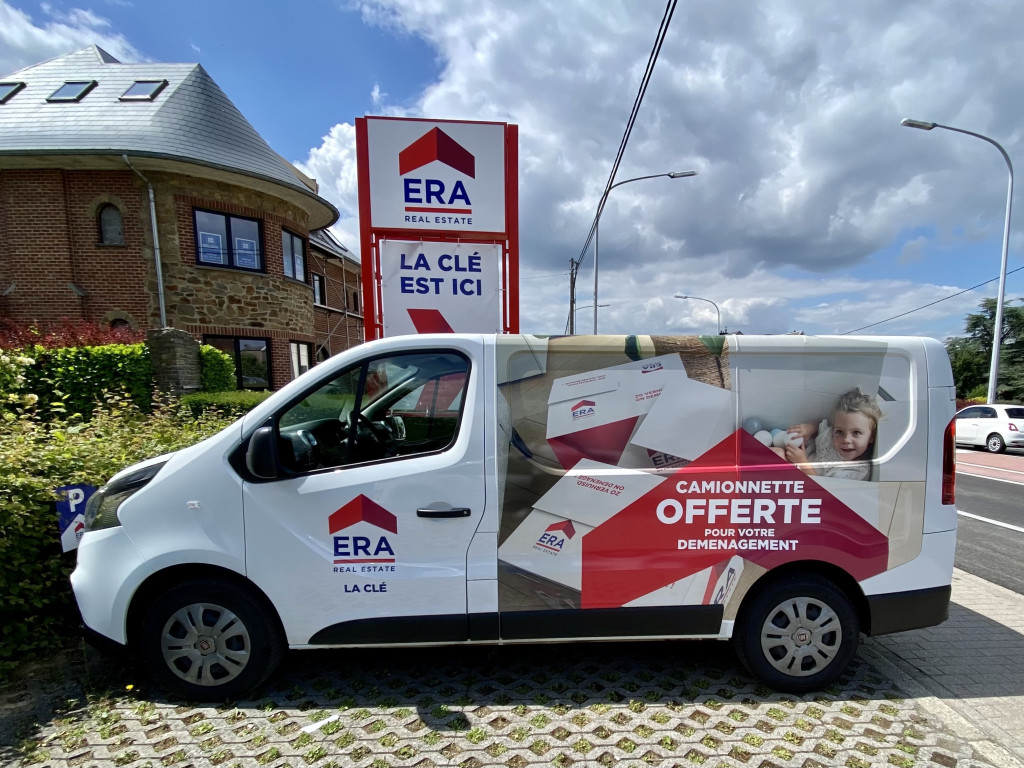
[568,258,577,334]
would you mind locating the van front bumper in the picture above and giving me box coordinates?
[70,526,151,646]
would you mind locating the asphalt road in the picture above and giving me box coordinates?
[955,458,1024,594]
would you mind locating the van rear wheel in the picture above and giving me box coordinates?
[734,575,858,693]
[141,579,284,701]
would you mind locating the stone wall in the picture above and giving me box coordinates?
[147,327,202,395]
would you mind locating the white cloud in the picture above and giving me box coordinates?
[300,0,1021,340]
[0,0,144,74]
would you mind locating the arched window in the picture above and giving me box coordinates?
[98,204,124,245]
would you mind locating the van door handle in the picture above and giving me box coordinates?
[417,507,472,518]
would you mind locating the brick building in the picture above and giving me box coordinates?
[0,46,363,389]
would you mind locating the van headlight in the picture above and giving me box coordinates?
[83,460,168,532]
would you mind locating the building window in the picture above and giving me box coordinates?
[312,273,326,305]
[194,210,262,271]
[0,81,25,104]
[48,80,97,102]
[120,80,168,101]
[97,204,124,245]
[290,342,311,379]
[351,291,359,313]
[282,230,306,282]
[204,336,271,390]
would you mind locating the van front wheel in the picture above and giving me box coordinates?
[141,579,284,701]
[734,575,858,693]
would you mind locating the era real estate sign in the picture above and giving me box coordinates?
[356,116,519,339]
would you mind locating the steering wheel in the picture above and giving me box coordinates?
[291,429,319,468]
[346,412,394,462]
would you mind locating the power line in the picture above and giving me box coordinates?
[522,272,569,280]
[566,0,679,332]
[841,265,1024,335]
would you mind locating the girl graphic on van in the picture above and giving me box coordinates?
[780,388,882,480]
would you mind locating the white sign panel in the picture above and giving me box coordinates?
[380,240,502,335]
[366,118,507,233]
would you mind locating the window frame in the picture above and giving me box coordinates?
[0,81,26,104]
[193,209,264,272]
[312,273,327,306]
[203,335,272,391]
[282,229,307,283]
[120,79,168,101]
[47,80,97,102]
[272,349,471,473]
[97,203,125,246]
[290,341,312,379]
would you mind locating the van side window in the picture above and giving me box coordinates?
[276,351,470,472]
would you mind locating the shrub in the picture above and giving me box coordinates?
[0,318,145,350]
[179,389,273,418]
[199,344,237,392]
[19,344,153,420]
[0,349,35,413]
[0,396,237,670]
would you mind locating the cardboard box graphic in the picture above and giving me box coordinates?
[498,509,591,590]
[498,461,666,590]
[625,556,744,609]
[631,376,735,461]
[545,355,689,469]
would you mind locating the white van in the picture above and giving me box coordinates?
[71,333,958,700]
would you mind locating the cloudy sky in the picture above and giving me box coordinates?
[3,0,1022,339]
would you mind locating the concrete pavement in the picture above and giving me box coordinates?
[868,568,1024,766]
[3,568,1024,768]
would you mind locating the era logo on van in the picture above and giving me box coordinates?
[640,361,664,374]
[329,495,397,564]
[534,520,576,554]
[400,128,475,212]
[571,400,596,420]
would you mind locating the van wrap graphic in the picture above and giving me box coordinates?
[496,333,916,628]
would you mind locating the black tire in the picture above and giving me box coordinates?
[733,575,858,693]
[140,579,284,701]
[986,433,1006,454]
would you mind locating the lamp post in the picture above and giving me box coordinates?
[674,294,721,334]
[593,170,697,333]
[901,117,1014,404]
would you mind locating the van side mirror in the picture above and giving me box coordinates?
[246,426,279,479]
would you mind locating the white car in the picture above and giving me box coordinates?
[954,403,1024,453]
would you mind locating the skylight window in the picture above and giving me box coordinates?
[48,80,97,102]
[120,79,168,101]
[0,82,25,104]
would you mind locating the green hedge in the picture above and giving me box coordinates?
[19,344,153,419]
[179,389,273,418]
[0,398,237,671]
[199,344,236,392]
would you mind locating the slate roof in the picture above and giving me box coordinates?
[0,46,337,227]
[310,228,358,264]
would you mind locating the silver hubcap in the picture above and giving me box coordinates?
[161,602,251,686]
[760,596,842,677]
[989,436,1002,451]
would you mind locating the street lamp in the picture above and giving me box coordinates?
[901,117,1014,404]
[674,294,721,334]
[593,170,698,333]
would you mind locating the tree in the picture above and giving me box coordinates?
[947,298,1024,403]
